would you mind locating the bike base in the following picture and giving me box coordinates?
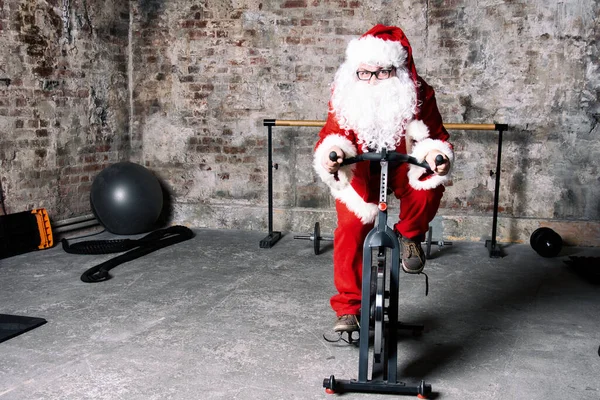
[323,375,432,398]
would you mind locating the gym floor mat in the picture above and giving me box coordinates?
[0,314,47,343]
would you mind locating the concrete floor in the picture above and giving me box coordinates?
[1,228,599,400]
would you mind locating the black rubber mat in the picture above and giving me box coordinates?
[565,257,600,284]
[0,314,47,343]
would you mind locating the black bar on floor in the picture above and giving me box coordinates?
[323,377,431,396]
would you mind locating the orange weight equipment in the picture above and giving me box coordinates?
[0,208,53,259]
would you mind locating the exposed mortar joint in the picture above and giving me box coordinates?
[62,0,72,44]
[89,87,108,127]
[79,0,93,34]
[589,120,598,136]
[425,0,430,61]
[42,79,60,91]
[425,0,430,34]
[128,1,133,140]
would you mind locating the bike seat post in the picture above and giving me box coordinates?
[378,159,389,231]
[378,155,401,382]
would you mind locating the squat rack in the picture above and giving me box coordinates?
[259,119,509,258]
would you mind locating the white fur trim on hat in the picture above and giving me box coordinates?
[408,138,454,190]
[346,36,407,68]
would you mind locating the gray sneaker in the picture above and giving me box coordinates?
[400,236,426,274]
[333,314,360,332]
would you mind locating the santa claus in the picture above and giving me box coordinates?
[313,25,454,333]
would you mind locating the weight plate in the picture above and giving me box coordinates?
[530,227,551,247]
[314,222,321,255]
[531,227,562,258]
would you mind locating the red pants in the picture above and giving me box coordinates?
[330,163,445,316]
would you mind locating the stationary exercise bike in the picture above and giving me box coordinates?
[323,148,443,399]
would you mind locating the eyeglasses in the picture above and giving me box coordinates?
[356,68,394,81]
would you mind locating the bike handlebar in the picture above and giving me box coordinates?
[329,150,444,172]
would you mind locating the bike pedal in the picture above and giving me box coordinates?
[323,330,360,345]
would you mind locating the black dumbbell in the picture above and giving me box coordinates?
[530,227,562,257]
[294,222,334,255]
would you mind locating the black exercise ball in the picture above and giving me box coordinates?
[90,161,164,235]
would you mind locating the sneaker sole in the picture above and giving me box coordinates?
[402,260,424,274]
[333,326,359,332]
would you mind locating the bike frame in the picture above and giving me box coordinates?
[323,148,431,397]
[358,151,401,382]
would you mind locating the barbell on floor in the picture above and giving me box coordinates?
[293,222,333,255]
[424,226,452,259]
[294,222,452,258]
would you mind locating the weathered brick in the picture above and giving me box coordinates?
[223,146,245,154]
[281,0,308,8]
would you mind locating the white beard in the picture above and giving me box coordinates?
[331,67,417,152]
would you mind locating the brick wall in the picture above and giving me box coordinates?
[1,0,599,245]
[0,0,129,219]
[131,0,600,244]
[130,1,349,226]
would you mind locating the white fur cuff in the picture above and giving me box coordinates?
[408,138,454,190]
[405,120,429,141]
[335,186,378,224]
[410,138,454,165]
[313,134,357,191]
[313,135,377,224]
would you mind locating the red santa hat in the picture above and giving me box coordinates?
[345,24,418,84]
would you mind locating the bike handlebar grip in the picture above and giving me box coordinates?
[435,154,445,166]
[329,151,339,162]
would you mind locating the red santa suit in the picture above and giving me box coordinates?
[313,25,454,317]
